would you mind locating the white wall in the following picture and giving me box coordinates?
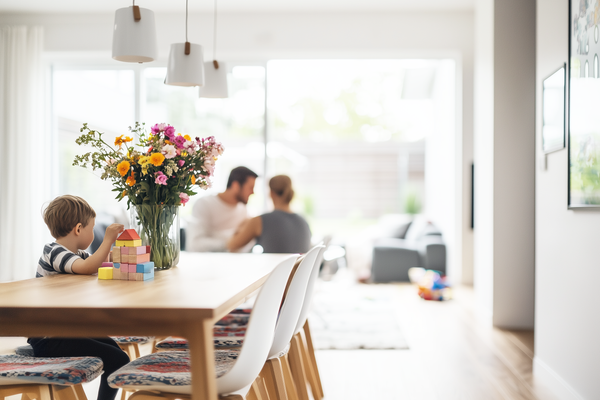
[0,10,475,283]
[473,0,536,328]
[535,1,600,399]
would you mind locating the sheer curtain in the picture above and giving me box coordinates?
[0,26,48,282]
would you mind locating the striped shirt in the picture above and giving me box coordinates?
[36,242,90,278]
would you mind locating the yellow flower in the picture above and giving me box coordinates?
[149,152,165,167]
[184,135,191,141]
[126,173,136,187]
[191,175,196,185]
[138,156,150,165]
[117,160,130,176]
[115,135,133,147]
[122,190,127,198]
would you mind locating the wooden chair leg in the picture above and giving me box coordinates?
[51,385,78,400]
[259,358,288,400]
[0,385,53,400]
[256,377,271,400]
[297,332,322,400]
[72,384,88,400]
[302,321,324,398]
[288,336,309,400]
[280,355,299,400]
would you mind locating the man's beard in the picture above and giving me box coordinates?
[236,192,248,205]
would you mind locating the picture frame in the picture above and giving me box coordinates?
[542,64,566,154]
[568,0,600,208]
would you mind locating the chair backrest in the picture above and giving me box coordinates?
[217,254,298,394]
[293,245,326,335]
[268,244,324,358]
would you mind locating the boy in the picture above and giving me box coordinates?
[29,195,130,400]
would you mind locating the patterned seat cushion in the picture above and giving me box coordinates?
[108,350,240,395]
[111,336,151,344]
[155,335,245,350]
[215,309,251,326]
[15,345,34,357]
[0,354,103,386]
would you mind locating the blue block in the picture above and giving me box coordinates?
[143,271,154,281]
[136,262,154,273]
[113,263,121,269]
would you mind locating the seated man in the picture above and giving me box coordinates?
[186,166,258,252]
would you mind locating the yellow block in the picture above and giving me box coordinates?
[116,240,142,247]
[98,267,113,280]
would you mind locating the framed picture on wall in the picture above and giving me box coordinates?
[542,64,566,154]
[568,0,600,208]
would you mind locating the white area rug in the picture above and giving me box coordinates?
[308,270,409,350]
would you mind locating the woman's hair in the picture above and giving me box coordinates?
[43,195,96,239]
[269,175,294,204]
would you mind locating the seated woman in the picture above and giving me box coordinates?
[227,175,311,254]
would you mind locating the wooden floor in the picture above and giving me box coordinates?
[314,283,557,400]
[0,282,559,400]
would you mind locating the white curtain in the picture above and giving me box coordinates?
[0,26,48,282]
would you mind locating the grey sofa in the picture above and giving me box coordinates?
[370,216,446,283]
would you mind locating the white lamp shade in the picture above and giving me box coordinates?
[112,6,157,63]
[198,61,229,98]
[165,43,205,87]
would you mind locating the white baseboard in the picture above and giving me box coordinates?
[533,357,584,400]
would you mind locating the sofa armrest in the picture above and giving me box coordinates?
[417,236,446,274]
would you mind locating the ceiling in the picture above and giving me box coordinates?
[0,0,474,14]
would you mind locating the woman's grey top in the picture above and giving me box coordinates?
[256,210,312,254]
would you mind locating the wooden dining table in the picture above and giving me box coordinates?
[0,251,294,400]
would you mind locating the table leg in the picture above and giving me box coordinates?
[187,319,218,400]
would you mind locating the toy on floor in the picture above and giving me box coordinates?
[409,267,451,301]
[98,229,154,281]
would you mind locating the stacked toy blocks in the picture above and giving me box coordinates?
[98,229,154,281]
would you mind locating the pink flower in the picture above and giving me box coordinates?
[162,144,177,159]
[155,171,168,185]
[164,126,175,140]
[174,135,186,149]
[179,192,190,205]
[178,160,185,167]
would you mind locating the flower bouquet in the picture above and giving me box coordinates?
[73,122,224,270]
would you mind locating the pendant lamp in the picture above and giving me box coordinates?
[199,0,229,98]
[112,1,157,63]
[165,0,205,87]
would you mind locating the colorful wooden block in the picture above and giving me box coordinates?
[112,268,121,280]
[143,271,154,281]
[113,263,121,269]
[135,273,144,281]
[145,245,151,254]
[120,246,129,255]
[128,253,150,264]
[101,262,113,268]
[132,246,148,255]
[127,264,138,273]
[120,272,129,281]
[98,267,113,280]
[117,229,141,241]
[112,252,120,263]
[125,240,142,247]
[128,272,137,281]
[136,262,154,273]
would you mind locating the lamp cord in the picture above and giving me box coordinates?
[185,0,189,42]
[213,0,217,61]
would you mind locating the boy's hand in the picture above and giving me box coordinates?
[104,223,125,243]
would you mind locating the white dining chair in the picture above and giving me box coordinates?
[106,254,299,400]
[287,245,327,400]
[259,244,324,400]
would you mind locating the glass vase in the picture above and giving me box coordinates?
[130,204,180,270]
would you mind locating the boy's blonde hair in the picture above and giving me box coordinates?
[43,195,96,239]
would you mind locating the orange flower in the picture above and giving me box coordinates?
[122,190,127,198]
[115,135,133,147]
[184,134,191,141]
[164,140,172,145]
[126,172,136,186]
[149,152,165,166]
[117,160,130,176]
[191,175,196,185]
